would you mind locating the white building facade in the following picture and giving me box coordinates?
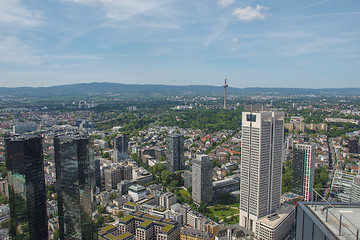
[239,111,284,231]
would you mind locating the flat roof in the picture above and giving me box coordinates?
[143,214,162,221]
[101,224,116,232]
[257,204,295,228]
[161,224,174,233]
[139,220,153,228]
[103,232,133,240]
[120,215,134,222]
[124,202,137,207]
[305,203,360,240]
[181,228,213,239]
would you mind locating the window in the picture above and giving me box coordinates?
[247,114,256,122]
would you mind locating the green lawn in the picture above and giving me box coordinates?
[208,205,238,221]
[179,189,191,198]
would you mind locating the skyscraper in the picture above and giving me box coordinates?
[239,111,284,231]
[292,143,316,202]
[113,134,129,163]
[192,154,213,204]
[54,135,96,240]
[5,135,48,240]
[166,134,184,172]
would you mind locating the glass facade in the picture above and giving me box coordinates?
[166,134,184,172]
[5,135,48,240]
[292,149,305,196]
[54,135,96,240]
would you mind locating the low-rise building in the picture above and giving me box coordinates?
[128,185,146,202]
[181,228,214,240]
[118,213,180,240]
[159,192,177,209]
[255,204,295,240]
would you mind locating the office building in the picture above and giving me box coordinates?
[348,138,359,153]
[104,163,133,191]
[5,135,48,240]
[330,170,360,203]
[181,228,214,240]
[292,143,316,202]
[192,155,213,204]
[12,122,36,134]
[114,135,129,163]
[118,213,180,240]
[99,224,135,240]
[255,204,295,240]
[166,134,184,172]
[296,200,360,240]
[239,111,284,231]
[95,159,101,188]
[128,184,146,202]
[183,170,192,188]
[54,135,96,240]
[159,192,177,209]
[212,178,240,198]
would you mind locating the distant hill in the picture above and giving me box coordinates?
[0,82,359,96]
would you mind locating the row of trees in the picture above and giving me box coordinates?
[157,109,242,132]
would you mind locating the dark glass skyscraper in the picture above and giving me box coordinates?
[292,143,316,201]
[166,134,184,172]
[5,135,48,240]
[113,134,129,163]
[54,135,96,240]
[292,148,305,196]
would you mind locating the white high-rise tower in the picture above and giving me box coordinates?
[239,111,284,231]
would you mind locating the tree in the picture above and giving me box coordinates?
[211,159,220,168]
[161,170,173,185]
[97,204,105,214]
[109,192,116,201]
[96,215,106,228]
[102,152,110,159]
[219,192,234,204]
[198,202,208,214]
[116,211,124,219]
[170,180,179,189]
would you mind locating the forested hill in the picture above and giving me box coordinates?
[0,82,359,96]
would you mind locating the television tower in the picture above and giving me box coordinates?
[223,78,228,109]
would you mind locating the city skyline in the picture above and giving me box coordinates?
[0,0,359,88]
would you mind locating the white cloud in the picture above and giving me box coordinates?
[63,0,177,21]
[0,37,41,65]
[217,0,235,7]
[0,36,102,66]
[204,18,230,47]
[232,5,269,22]
[232,38,238,42]
[0,0,42,27]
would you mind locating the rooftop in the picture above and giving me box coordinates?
[161,224,174,233]
[181,228,213,239]
[120,215,134,222]
[129,184,146,192]
[305,202,360,240]
[124,202,137,207]
[101,224,117,232]
[257,204,295,228]
[143,214,162,221]
[139,220,153,228]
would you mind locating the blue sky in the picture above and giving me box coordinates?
[0,0,359,88]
